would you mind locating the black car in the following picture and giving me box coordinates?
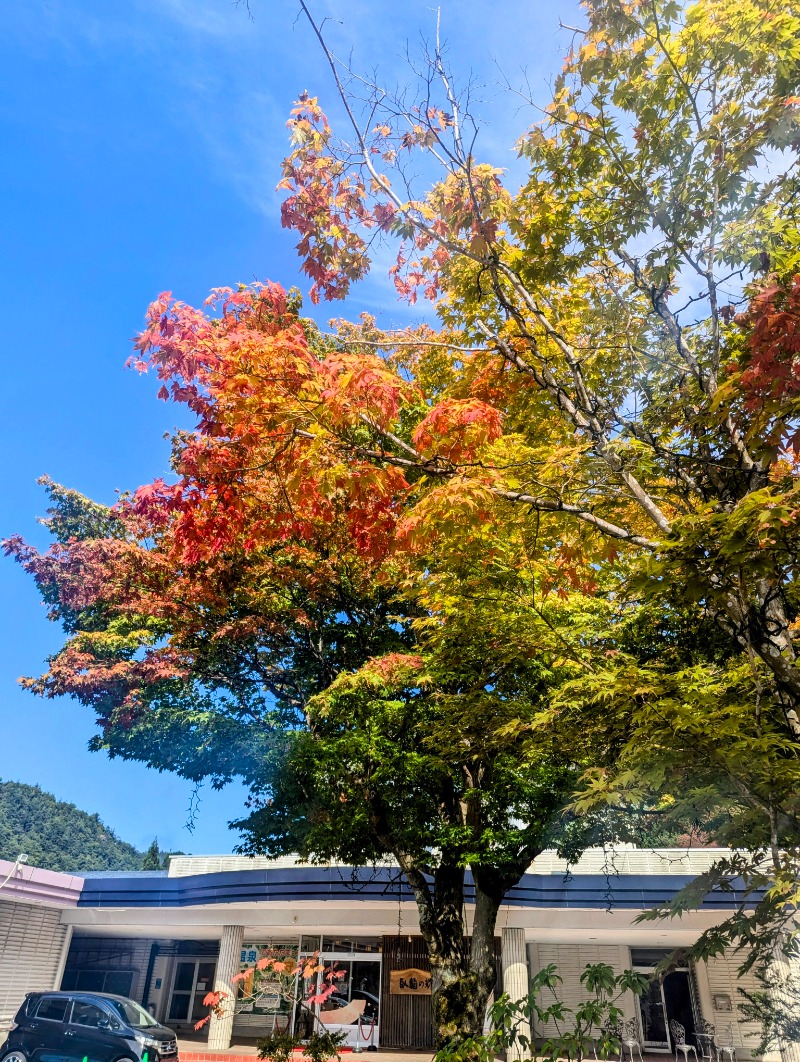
[1,992,178,1062]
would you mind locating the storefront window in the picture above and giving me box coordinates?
[62,970,135,997]
[320,937,381,954]
[236,940,299,1019]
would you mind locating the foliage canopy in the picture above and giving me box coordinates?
[6,0,800,1047]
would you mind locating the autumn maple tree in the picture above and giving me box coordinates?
[273,0,800,970]
[5,284,599,1049]
[6,0,800,1051]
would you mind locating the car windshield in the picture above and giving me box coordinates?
[106,999,159,1029]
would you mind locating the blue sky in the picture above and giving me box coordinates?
[0,0,576,856]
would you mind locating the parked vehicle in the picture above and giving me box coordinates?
[0,992,178,1062]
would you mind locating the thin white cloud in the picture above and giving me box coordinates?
[6,0,578,313]
[147,0,257,38]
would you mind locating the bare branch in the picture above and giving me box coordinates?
[473,319,674,534]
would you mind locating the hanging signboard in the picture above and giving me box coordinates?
[389,968,432,995]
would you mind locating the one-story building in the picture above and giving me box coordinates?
[0,848,791,1060]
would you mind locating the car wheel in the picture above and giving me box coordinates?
[1,1050,29,1062]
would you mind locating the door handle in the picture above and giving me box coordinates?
[65,1030,75,1037]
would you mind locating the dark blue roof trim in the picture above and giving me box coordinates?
[77,866,755,910]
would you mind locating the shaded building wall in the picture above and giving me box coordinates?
[61,935,220,1026]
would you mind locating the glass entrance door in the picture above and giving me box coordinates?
[638,979,670,1049]
[313,955,381,1049]
[663,971,697,1047]
[632,951,698,1054]
[168,960,217,1024]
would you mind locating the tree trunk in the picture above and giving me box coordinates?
[404,860,505,1051]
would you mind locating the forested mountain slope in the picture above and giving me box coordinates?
[0,780,144,872]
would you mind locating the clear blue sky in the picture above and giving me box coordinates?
[0,0,575,856]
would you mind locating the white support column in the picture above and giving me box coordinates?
[502,928,531,1062]
[778,1030,800,1062]
[693,959,715,1028]
[53,924,74,990]
[208,925,244,1050]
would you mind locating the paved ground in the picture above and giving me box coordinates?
[176,1039,672,1062]
[176,1043,432,1062]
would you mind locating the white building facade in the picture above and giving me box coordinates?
[0,849,785,1059]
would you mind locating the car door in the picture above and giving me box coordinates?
[29,996,73,1062]
[67,1000,131,1062]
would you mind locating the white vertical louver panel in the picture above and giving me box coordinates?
[705,952,762,1050]
[0,899,68,1029]
[532,944,621,1036]
[527,849,734,876]
[167,849,732,877]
